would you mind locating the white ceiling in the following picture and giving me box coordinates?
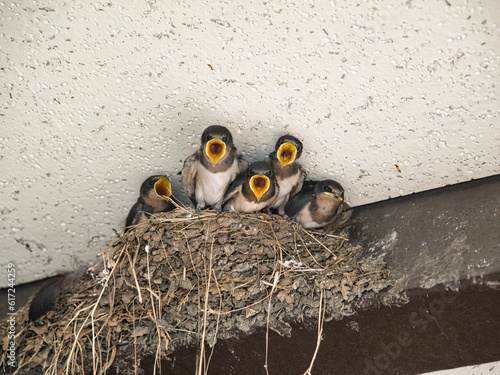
[1,0,499,285]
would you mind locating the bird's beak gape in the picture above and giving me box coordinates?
[206,139,226,166]
[154,176,172,201]
[277,142,297,167]
[324,192,343,201]
[250,175,270,202]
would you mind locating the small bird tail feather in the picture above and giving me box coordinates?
[29,277,64,322]
[29,268,86,321]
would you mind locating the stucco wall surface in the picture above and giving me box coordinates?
[0,0,499,286]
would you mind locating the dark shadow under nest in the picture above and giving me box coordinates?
[1,208,390,375]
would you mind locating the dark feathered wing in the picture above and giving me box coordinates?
[125,201,143,230]
[237,154,249,173]
[289,166,306,197]
[181,153,200,205]
[299,180,317,192]
[222,173,245,204]
[29,277,64,321]
[284,188,315,218]
[125,199,162,231]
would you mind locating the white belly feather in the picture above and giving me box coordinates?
[226,192,270,213]
[274,172,301,208]
[295,202,324,229]
[195,159,240,206]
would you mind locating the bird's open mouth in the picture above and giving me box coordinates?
[154,176,172,200]
[250,175,270,202]
[277,142,297,167]
[206,139,226,166]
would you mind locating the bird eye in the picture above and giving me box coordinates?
[222,136,228,143]
[265,171,272,177]
[149,179,156,187]
[206,135,213,141]
[249,169,255,175]
[323,185,332,193]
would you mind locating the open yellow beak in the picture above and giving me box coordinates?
[206,139,226,166]
[277,142,297,167]
[154,176,172,201]
[325,192,343,201]
[250,175,270,202]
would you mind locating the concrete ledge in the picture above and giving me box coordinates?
[2,175,499,375]
[350,174,500,292]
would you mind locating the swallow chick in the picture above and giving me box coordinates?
[269,135,306,216]
[285,179,345,229]
[125,175,176,231]
[182,125,247,214]
[223,160,279,214]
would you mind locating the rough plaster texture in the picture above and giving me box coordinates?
[0,0,499,286]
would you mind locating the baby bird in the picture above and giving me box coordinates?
[223,160,279,214]
[125,175,175,231]
[285,179,345,229]
[269,135,306,216]
[182,125,247,213]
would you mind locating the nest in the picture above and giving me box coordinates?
[0,208,389,375]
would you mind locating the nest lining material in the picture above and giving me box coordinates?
[1,208,389,374]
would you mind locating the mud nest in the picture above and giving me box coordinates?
[1,208,390,374]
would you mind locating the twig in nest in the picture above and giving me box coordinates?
[65,304,93,328]
[303,288,326,375]
[205,268,223,375]
[146,242,164,375]
[5,208,381,375]
[168,195,190,213]
[133,300,137,375]
[264,270,280,375]
[197,238,215,375]
[210,294,270,315]
[292,226,324,269]
[126,245,143,304]
[301,227,339,259]
[64,243,127,375]
[91,313,96,374]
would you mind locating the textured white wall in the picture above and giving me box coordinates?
[1,0,499,286]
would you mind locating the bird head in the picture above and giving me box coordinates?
[201,125,233,166]
[247,161,274,201]
[317,180,344,202]
[274,135,303,167]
